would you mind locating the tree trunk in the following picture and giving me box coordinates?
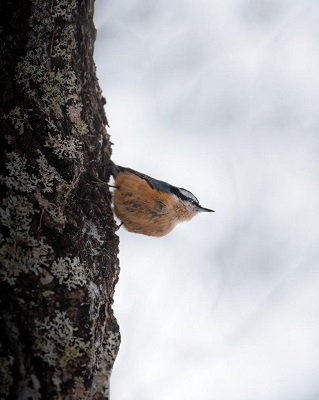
[0,1,120,399]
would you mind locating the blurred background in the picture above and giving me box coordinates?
[94,1,319,399]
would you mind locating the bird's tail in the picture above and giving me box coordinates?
[109,160,122,177]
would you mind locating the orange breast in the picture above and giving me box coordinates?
[113,172,178,236]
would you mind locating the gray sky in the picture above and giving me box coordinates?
[94,1,319,399]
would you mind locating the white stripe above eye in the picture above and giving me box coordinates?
[179,188,198,203]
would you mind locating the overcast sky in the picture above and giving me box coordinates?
[94,1,319,399]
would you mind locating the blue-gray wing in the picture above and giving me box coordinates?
[109,161,177,195]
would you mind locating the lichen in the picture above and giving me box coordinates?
[36,150,62,193]
[41,74,66,117]
[0,195,53,285]
[104,330,121,369]
[44,132,82,160]
[2,150,65,196]
[51,25,76,61]
[52,0,77,20]
[83,221,105,257]
[34,190,66,231]
[46,205,66,226]
[34,310,90,368]
[0,1,117,395]
[51,257,87,290]
[2,106,28,135]
[83,221,104,244]
[14,0,88,147]
[72,377,87,398]
[67,104,82,123]
[74,120,89,136]
[2,152,39,193]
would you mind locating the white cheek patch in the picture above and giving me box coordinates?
[179,188,199,203]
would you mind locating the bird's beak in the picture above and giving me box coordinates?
[197,205,215,212]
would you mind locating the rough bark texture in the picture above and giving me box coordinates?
[0,1,120,399]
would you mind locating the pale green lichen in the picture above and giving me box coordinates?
[15,47,80,119]
[2,152,39,193]
[41,78,65,117]
[15,53,49,89]
[46,117,59,132]
[38,67,79,117]
[14,0,87,141]
[51,257,87,290]
[51,25,76,61]
[0,195,53,285]
[1,151,66,229]
[36,151,62,193]
[44,132,82,160]
[74,120,89,136]
[52,0,77,20]
[46,205,66,226]
[35,310,90,368]
[15,57,68,117]
[67,105,89,136]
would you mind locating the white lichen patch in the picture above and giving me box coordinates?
[51,25,76,61]
[104,330,121,368]
[2,152,39,193]
[15,53,50,92]
[82,221,104,245]
[44,133,82,160]
[15,55,82,120]
[14,0,88,145]
[35,310,90,368]
[36,151,62,193]
[52,0,77,20]
[82,221,104,257]
[67,105,89,136]
[0,195,53,285]
[46,205,66,226]
[51,257,87,291]
[45,117,59,132]
[55,68,78,97]
[41,76,65,117]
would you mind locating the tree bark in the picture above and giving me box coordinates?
[0,1,120,399]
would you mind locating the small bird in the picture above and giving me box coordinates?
[109,161,214,237]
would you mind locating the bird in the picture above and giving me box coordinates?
[109,160,214,237]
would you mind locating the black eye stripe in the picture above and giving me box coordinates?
[175,189,199,206]
[179,188,199,204]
